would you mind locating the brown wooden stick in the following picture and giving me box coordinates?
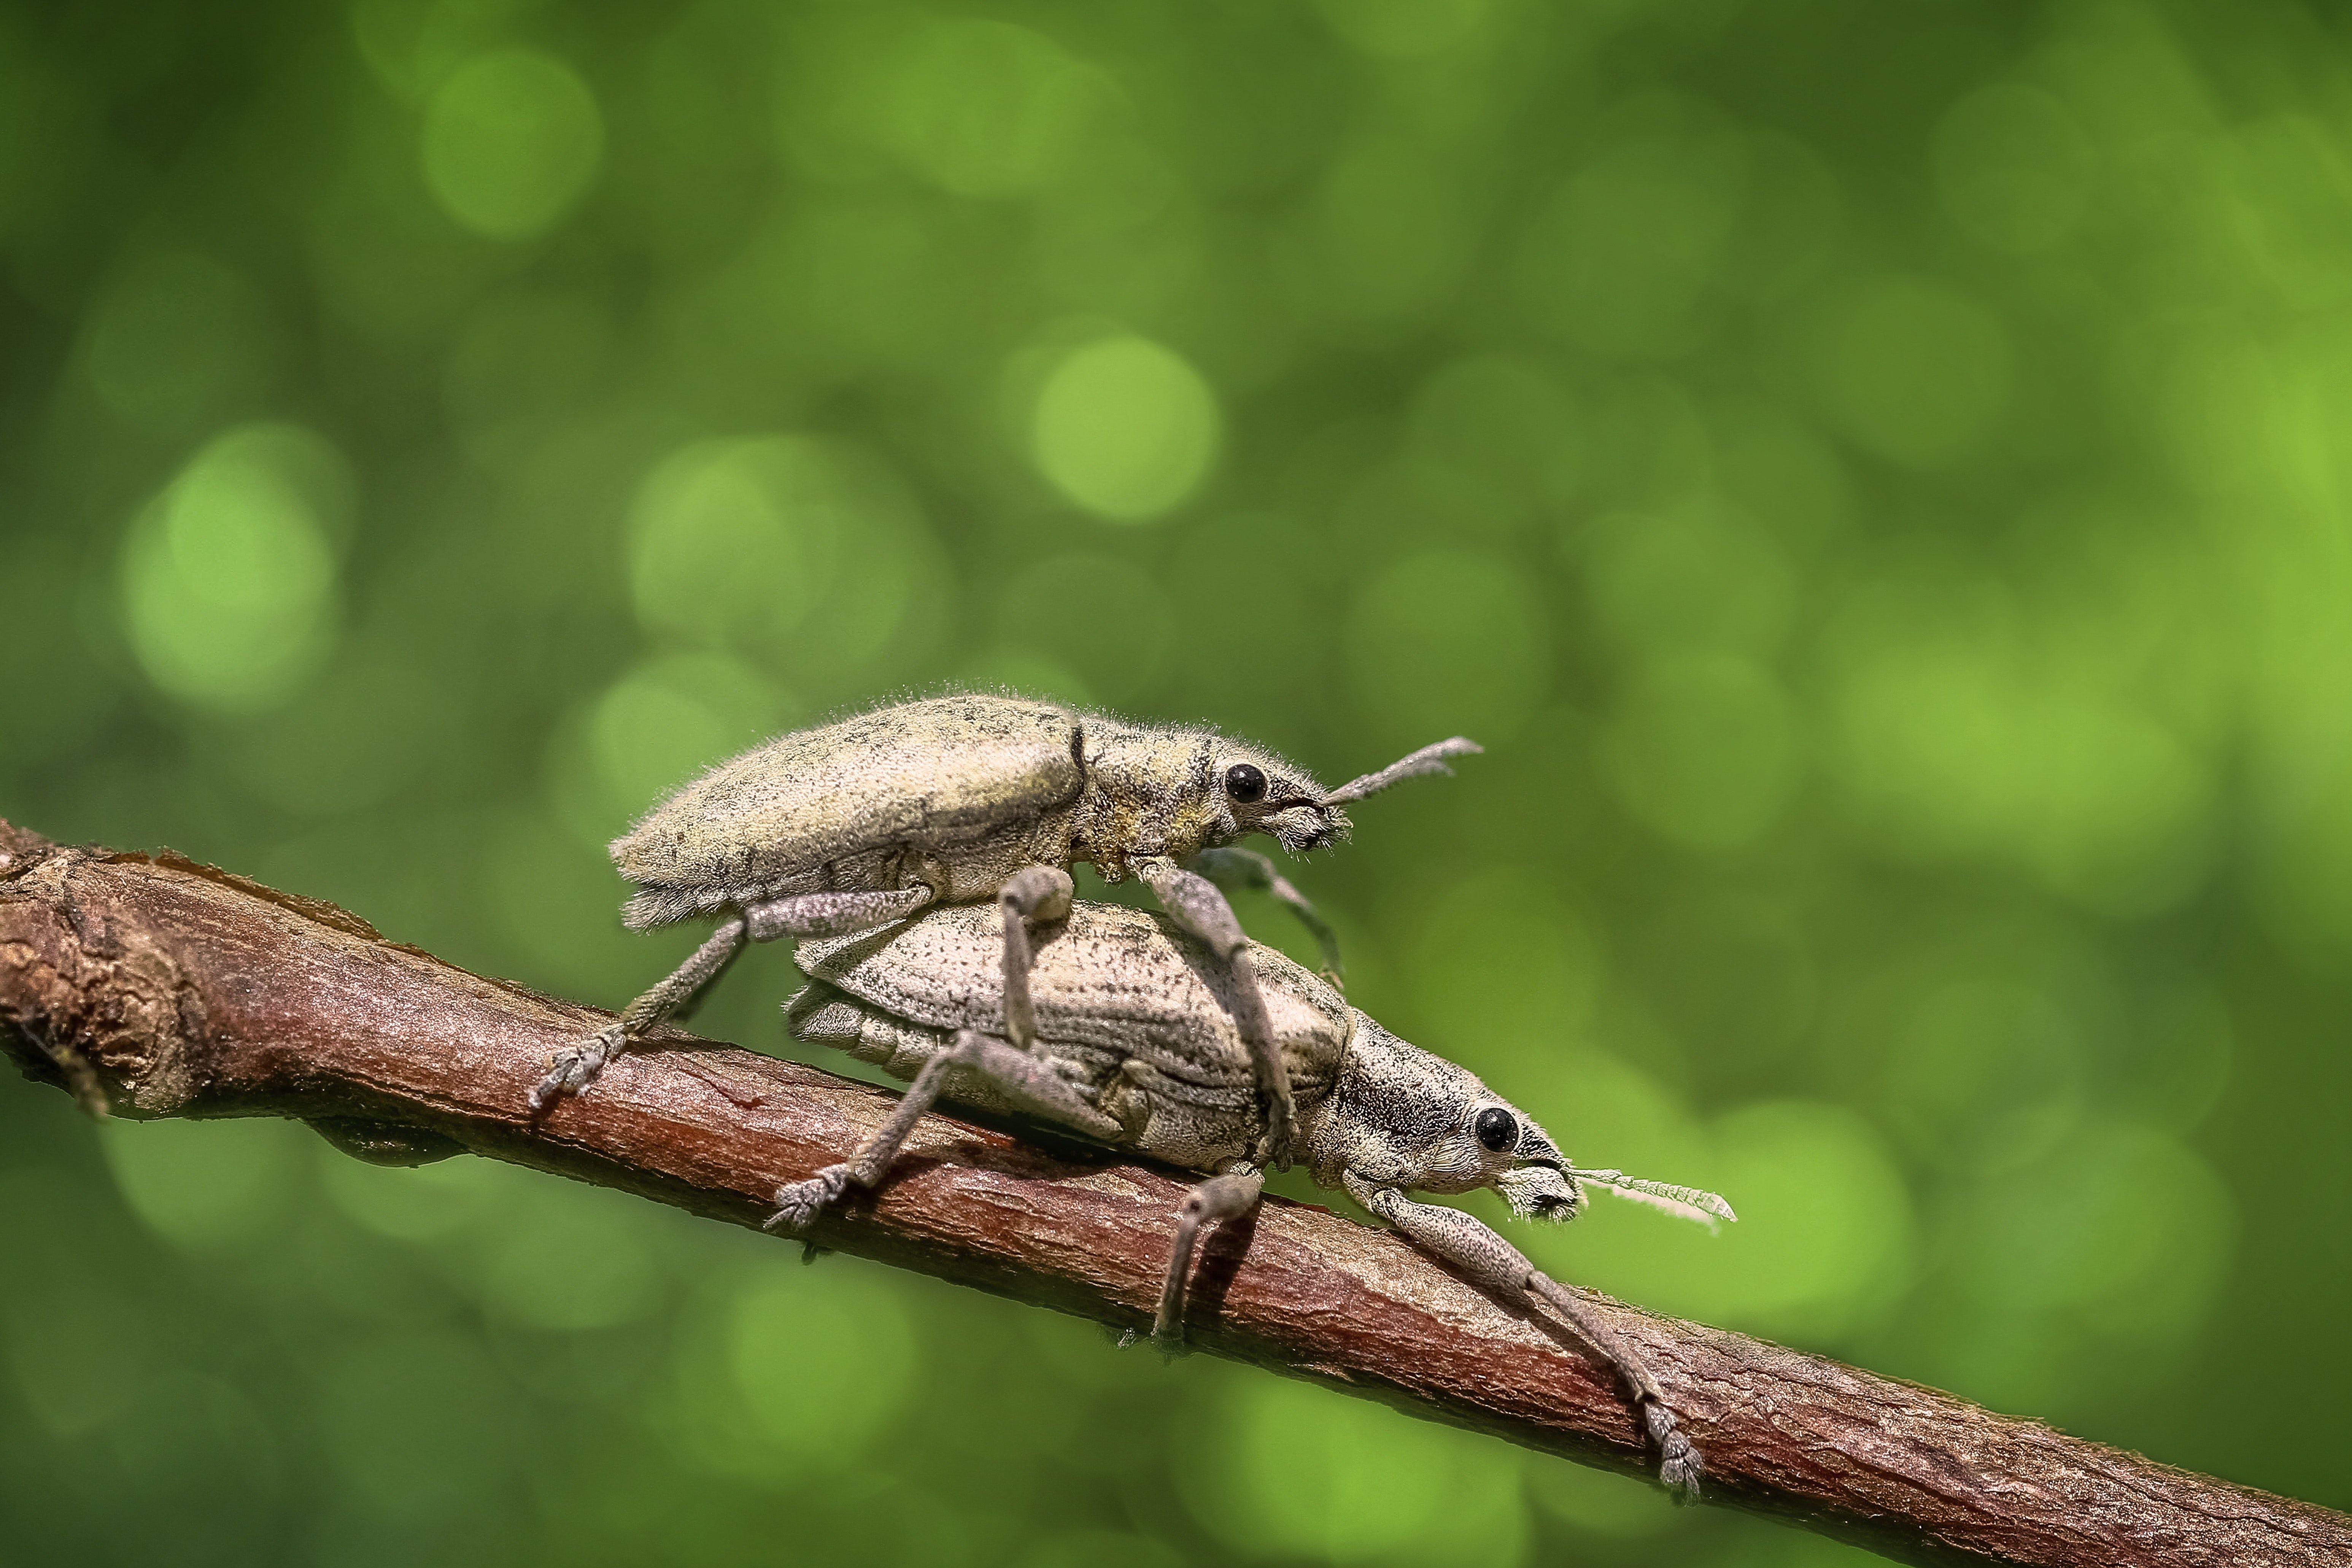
[0,818,2342,1568]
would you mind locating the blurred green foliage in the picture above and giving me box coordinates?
[3,0,2349,1562]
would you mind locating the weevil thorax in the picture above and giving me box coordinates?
[1076,718,1340,880]
[1305,1014,1584,1222]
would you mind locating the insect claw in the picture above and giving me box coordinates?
[1646,1401,1704,1500]
[529,1023,628,1115]
[766,1164,852,1233]
[1119,1323,1191,1361]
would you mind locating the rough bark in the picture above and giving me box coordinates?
[0,819,2342,1568]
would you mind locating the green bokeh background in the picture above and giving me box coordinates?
[3,0,2349,1562]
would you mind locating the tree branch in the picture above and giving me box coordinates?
[0,818,2342,1568]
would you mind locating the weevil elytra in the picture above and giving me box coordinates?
[771,900,1734,1496]
[532,692,1476,1166]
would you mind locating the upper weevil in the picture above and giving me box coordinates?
[771,899,1734,1496]
[531,690,1476,1163]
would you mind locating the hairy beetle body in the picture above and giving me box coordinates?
[792,903,1348,1172]
[775,901,1732,1495]
[615,696,1086,928]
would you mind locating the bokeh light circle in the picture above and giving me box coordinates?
[1179,1377,1529,1565]
[1029,335,1221,521]
[422,50,604,240]
[624,434,940,689]
[1702,1099,1917,1341]
[119,423,351,712]
[726,1272,918,1471]
[877,20,1098,197]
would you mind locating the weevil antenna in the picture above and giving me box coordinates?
[1567,1168,1738,1228]
[1320,737,1483,807]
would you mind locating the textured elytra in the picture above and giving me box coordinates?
[610,693,1336,928]
[787,902,1582,1216]
[793,902,1346,1085]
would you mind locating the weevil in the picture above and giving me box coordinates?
[770,900,1734,1495]
[532,691,1475,1166]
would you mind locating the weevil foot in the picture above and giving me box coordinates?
[765,1164,852,1233]
[529,1023,626,1114]
[1643,1401,1703,1500]
[1114,1326,1192,1362]
[526,1058,580,1115]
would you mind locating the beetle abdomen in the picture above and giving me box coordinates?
[610,694,1086,924]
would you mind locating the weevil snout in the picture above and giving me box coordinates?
[1497,1162,1584,1222]
[1266,800,1346,853]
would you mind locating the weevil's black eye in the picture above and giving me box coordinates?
[1475,1107,1518,1153]
[1224,763,1268,804]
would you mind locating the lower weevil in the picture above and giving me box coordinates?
[532,691,1475,1168]
[771,899,1734,1494]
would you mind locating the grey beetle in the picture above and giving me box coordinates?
[532,691,1475,1166]
[771,899,1733,1495]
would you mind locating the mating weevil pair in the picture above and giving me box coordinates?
[532,692,1476,1169]
[539,692,1731,1493]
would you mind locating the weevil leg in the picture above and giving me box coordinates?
[1151,1160,1263,1346]
[531,886,937,1113]
[1344,1172,1703,1499]
[997,865,1074,1050]
[1187,846,1344,988]
[1135,858,1297,1170]
[766,1029,1120,1233]
[743,884,935,943]
[531,916,749,1112]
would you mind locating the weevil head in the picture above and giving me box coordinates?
[1308,1013,1584,1222]
[1085,722,1337,865]
[1084,723,1478,871]
[1208,738,1345,855]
